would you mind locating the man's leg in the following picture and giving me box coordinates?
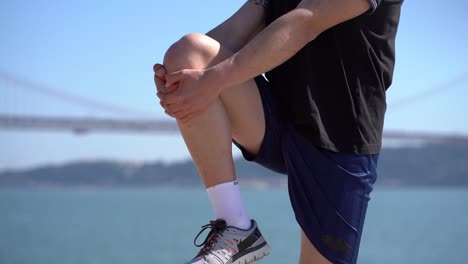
[161,33,270,263]
[162,33,265,189]
[300,230,332,264]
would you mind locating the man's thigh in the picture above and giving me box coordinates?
[219,78,265,156]
[202,35,265,156]
[165,32,266,156]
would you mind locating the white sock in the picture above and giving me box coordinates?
[206,180,251,230]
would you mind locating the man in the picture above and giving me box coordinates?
[153,0,402,263]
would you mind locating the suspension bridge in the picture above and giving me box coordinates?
[1,71,468,144]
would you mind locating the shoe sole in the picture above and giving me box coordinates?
[231,243,271,264]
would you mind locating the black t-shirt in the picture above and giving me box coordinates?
[265,0,403,154]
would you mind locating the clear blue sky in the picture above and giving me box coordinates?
[1,0,467,169]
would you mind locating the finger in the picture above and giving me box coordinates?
[153,64,167,80]
[153,63,162,73]
[165,70,184,88]
[159,100,166,110]
[164,109,176,119]
[157,91,181,103]
[158,97,178,110]
[178,111,196,123]
[165,109,185,119]
[165,83,179,94]
[154,75,167,93]
[165,103,186,115]
[156,91,166,101]
[179,107,203,123]
[172,110,188,120]
[164,93,183,105]
[176,105,194,122]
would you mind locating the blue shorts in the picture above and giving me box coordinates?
[234,76,378,264]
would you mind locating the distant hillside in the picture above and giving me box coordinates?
[1,144,467,188]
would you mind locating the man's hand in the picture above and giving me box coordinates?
[153,63,179,114]
[157,68,221,123]
[153,63,178,95]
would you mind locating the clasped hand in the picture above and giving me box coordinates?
[153,64,220,123]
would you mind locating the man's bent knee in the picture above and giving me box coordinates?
[163,33,222,72]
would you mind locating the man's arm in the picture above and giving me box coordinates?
[167,0,372,91]
[206,1,268,53]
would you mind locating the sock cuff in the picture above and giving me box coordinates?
[206,180,239,192]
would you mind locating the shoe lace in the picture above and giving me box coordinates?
[193,219,227,257]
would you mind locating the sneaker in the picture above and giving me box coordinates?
[186,219,271,264]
